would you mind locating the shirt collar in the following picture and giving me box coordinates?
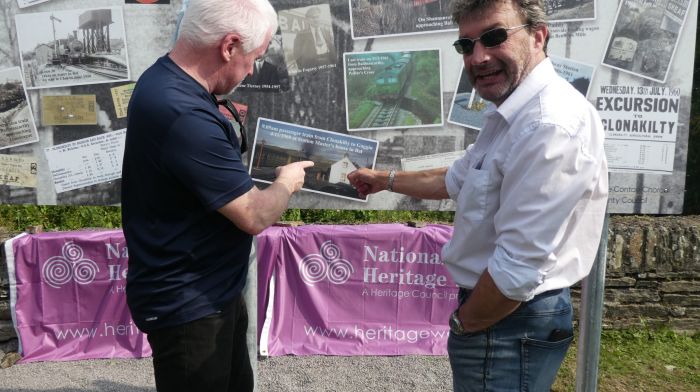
[495,57,554,125]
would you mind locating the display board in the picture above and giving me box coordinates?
[0,0,696,214]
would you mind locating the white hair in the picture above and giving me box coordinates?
[178,0,278,53]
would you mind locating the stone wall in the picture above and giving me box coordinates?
[1,216,699,346]
[593,215,700,332]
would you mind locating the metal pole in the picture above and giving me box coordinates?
[575,211,609,392]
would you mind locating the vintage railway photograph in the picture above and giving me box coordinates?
[344,49,443,131]
[16,7,130,89]
[544,0,596,22]
[250,118,378,202]
[602,0,690,83]
[0,67,38,150]
[350,0,456,39]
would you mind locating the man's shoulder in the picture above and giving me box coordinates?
[537,79,595,121]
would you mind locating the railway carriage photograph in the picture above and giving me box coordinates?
[344,49,442,131]
[16,7,130,89]
[603,0,690,83]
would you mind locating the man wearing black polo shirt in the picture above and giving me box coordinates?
[121,1,312,391]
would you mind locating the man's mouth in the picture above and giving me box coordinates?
[475,69,502,82]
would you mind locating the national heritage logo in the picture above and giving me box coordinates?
[42,241,99,288]
[299,240,354,285]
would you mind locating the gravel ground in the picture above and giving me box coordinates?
[258,355,452,392]
[0,355,452,392]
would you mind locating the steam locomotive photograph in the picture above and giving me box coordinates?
[344,49,442,131]
[16,7,130,89]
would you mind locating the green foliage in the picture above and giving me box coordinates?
[0,205,453,233]
[409,52,442,119]
[349,100,376,128]
[0,205,121,233]
[282,208,454,224]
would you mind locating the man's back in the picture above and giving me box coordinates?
[121,55,254,333]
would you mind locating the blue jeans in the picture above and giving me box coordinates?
[448,288,574,392]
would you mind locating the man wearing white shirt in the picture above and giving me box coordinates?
[347,0,607,390]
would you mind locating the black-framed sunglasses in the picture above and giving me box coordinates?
[216,98,248,154]
[453,24,529,55]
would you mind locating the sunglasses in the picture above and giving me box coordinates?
[216,98,248,154]
[453,24,529,55]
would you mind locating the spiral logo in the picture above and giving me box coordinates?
[299,240,354,286]
[42,242,99,288]
[299,254,328,284]
[320,241,340,261]
[62,242,83,262]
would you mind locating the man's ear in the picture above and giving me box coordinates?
[532,24,548,51]
[220,33,242,62]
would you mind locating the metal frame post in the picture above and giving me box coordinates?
[576,212,609,392]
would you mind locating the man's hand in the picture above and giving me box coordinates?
[218,160,313,235]
[275,161,314,195]
[347,168,388,198]
[457,271,521,333]
[348,167,450,200]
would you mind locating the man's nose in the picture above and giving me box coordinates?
[466,41,490,64]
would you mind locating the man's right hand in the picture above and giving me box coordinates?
[347,168,387,198]
[275,160,314,194]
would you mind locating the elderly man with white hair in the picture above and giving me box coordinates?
[121,1,313,391]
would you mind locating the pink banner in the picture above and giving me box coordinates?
[5,230,151,363]
[257,224,458,356]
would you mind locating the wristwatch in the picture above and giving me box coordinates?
[449,309,466,335]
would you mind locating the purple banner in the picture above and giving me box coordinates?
[5,230,150,363]
[257,224,458,356]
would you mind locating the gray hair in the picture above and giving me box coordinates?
[178,0,278,53]
[451,0,548,50]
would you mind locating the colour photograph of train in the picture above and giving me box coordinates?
[344,49,442,131]
[16,7,130,89]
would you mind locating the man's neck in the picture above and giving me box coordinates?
[169,41,215,93]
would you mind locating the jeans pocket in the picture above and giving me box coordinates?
[520,334,573,392]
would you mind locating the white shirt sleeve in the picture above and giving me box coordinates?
[488,121,600,301]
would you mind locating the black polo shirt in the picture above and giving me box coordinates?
[121,55,253,333]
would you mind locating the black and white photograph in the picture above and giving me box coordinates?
[17,0,51,8]
[236,29,290,92]
[602,0,690,83]
[124,0,170,4]
[543,0,596,22]
[344,49,443,131]
[447,65,488,131]
[550,55,595,98]
[250,118,378,202]
[0,67,38,150]
[16,7,130,89]
[279,4,337,76]
[350,0,457,39]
